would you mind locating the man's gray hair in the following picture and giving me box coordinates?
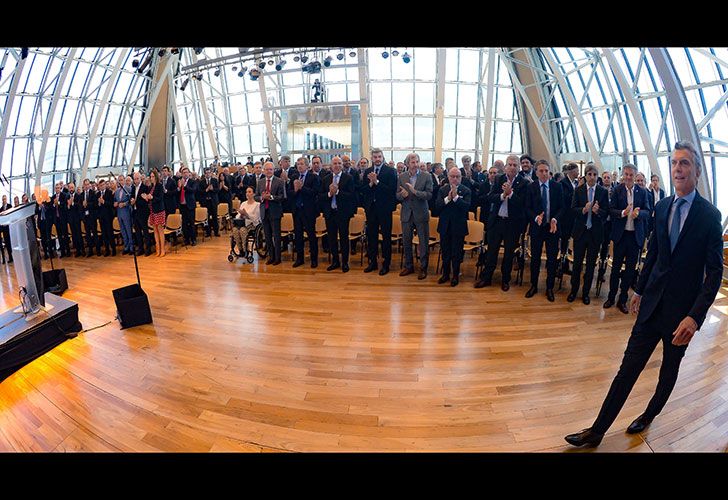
[622,163,637,173]
[673,140,702,173]
[461,155,472,162]
[405,152,420,164]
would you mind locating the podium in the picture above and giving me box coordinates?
[0,203,82,382]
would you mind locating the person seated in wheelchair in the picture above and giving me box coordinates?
[231,186,261,257]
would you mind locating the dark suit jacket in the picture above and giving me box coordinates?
[360,164,397,214]
[288,170,321,220]
[609,183,650,247]
[571,183,609,242]
[163,176,178,214]
[635,192,723,330]
[50,191,70,221]
[81,189,98,216]
[178,178,198,208]
[131,183,150,218]
[321,171,356,219]
[200,177,220,207]
[560,176,578,224]
[97,189,115,219]
[487,173,528,226]
[477,179,493,224]
[149,182,165,213]
[255,176,285,219]
[525,179,567,234]
[435,183,471,237]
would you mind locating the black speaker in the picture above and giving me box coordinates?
[112,284,153,329]
[42,268,68,296]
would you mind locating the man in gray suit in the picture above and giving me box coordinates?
[255,161,285,265]
[397,152,433,280]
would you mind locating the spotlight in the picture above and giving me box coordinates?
[293,55,300,62]
[402,52,411,64]
[382,51,389,59]
[20,47,29,59]
[323,55,332,67]
[392,49,399,57]
[214,68,221,76]
[158,48,166,57]
[258,60,266,69]
[194,47,204,55]
[249,68,261,81]
[238,70,244,77]
[180,77,190,91]
[170,48,180,55]
[232,65,238,72]
[195,73,203,81]
[349,51,357,58]
[240,66,247,73]
[300,55,309,63]
[336,53,344,61]
[267,59,274,66]
[275,59,286,71]
[131,59,140,68]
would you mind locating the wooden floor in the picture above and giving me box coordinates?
[0,234,726,452]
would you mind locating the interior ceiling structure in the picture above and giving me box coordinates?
[0,47,726,221]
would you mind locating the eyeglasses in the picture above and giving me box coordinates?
[586,172,597,177]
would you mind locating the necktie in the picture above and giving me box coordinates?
[541,183,548,223]
[670,198,686,252]
[573,179,578,189]
[332,174,339,209]
[375,167,380,176]
[180,179,186,205]
[586,186,594,230]
[265,178,271,209]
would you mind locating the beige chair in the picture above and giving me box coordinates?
[164,213,183,252]
[348,213,366,267]
[315,215,330,262]
[232,198,241,211]
[280,213,295,260]
[380,213,403,254]
[194,206,208,241]
[409,216,440,272]
[356,207,365,216]
[217,202,230,232]
[463,220,486,279]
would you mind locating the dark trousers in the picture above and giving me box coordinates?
[325,211,350,265]
[40,218,55,257]
[293,209,318,264]
[560,218,575,257]
[133,211,152,253]
[365,209,393,268]
[571,229,601,297]
[262,213,282,262]
[98,214,113,252]
[54,216,70,256]
[440,228,465,279]
[180,204,196,243]
[599,220,612,262]
[529,225,559,290]
[481,216,520,284]
[206,200,219,236]
[83,213,98,253]
[1,226,11,262]
[592,302,688,434]
[69,213,84,254]
[608,231,639,304]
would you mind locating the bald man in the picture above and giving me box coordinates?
[255,161,285,265]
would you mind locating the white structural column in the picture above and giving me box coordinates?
[480,48,496,167]
[434,48,446,164]
[258,72,278,163]
[0,53,27,173]
[80,48,129,182]
[168,57,189,169]
[127,54,175,173]
[190,53,220,162]
[648,48,712,202]
[357,48,371,156]
[602,49,660,179]
[34,48,78,186]
[541,50,603,172]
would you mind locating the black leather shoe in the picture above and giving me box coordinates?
[378,267,389,276]
[399,267,414,277]
[327,262,340,271]
[501,282,510,292]
[311,261,318,268]
[272,259,281,265]
[546,289,555,302]
[525,286,538,298]
[341,263,349,273]
[191,241,197,246]
[417,270,427,280]
[617,302,629,314]
[450,278,459,287]
[567,291,577,302]
[582,296,591,305]
[437,275,450,284]
[603,298,614,309]
[474,279,491,289]
[564,428,604,448]
[292,260,304,268]
[626,414,653,434]
[364,263,377,273]
[266,259,274,265]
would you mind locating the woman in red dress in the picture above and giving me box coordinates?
[143,169,167,257]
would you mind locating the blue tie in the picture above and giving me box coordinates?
[670,198,686,252]
[586,187,594,230]
[541,183,548,223]
[331,174,339,209]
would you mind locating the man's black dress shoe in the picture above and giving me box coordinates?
[450,278,459,287]
[292,260,304,268]
[567,291,577,302]
[603,298,614,309]
[582,296,591,305]
[626,414,653,434]
[342,263,349,273]
[378,267,389,276]
[564,428,604,448]
[474,279,490,289]
[363,263,377,273]
[501,282,510,292]
[617,302,629,314]
[546,289,555,302]
[437,275,450,284]
[525,286,538,298]
[327,262,340,271]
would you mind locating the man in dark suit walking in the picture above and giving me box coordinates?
[435,167,471,287]
[289,156,321,268]
[321,156,356,272]
[565,140,724,447]
[397,152,433,280]
[603,163,650,313]
[475,154,529,291]
[568,164,609,304]
[524,160,566,302]
[255,161,285,265]
[360,148,397,275]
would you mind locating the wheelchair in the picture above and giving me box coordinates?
[228,221,267,263]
